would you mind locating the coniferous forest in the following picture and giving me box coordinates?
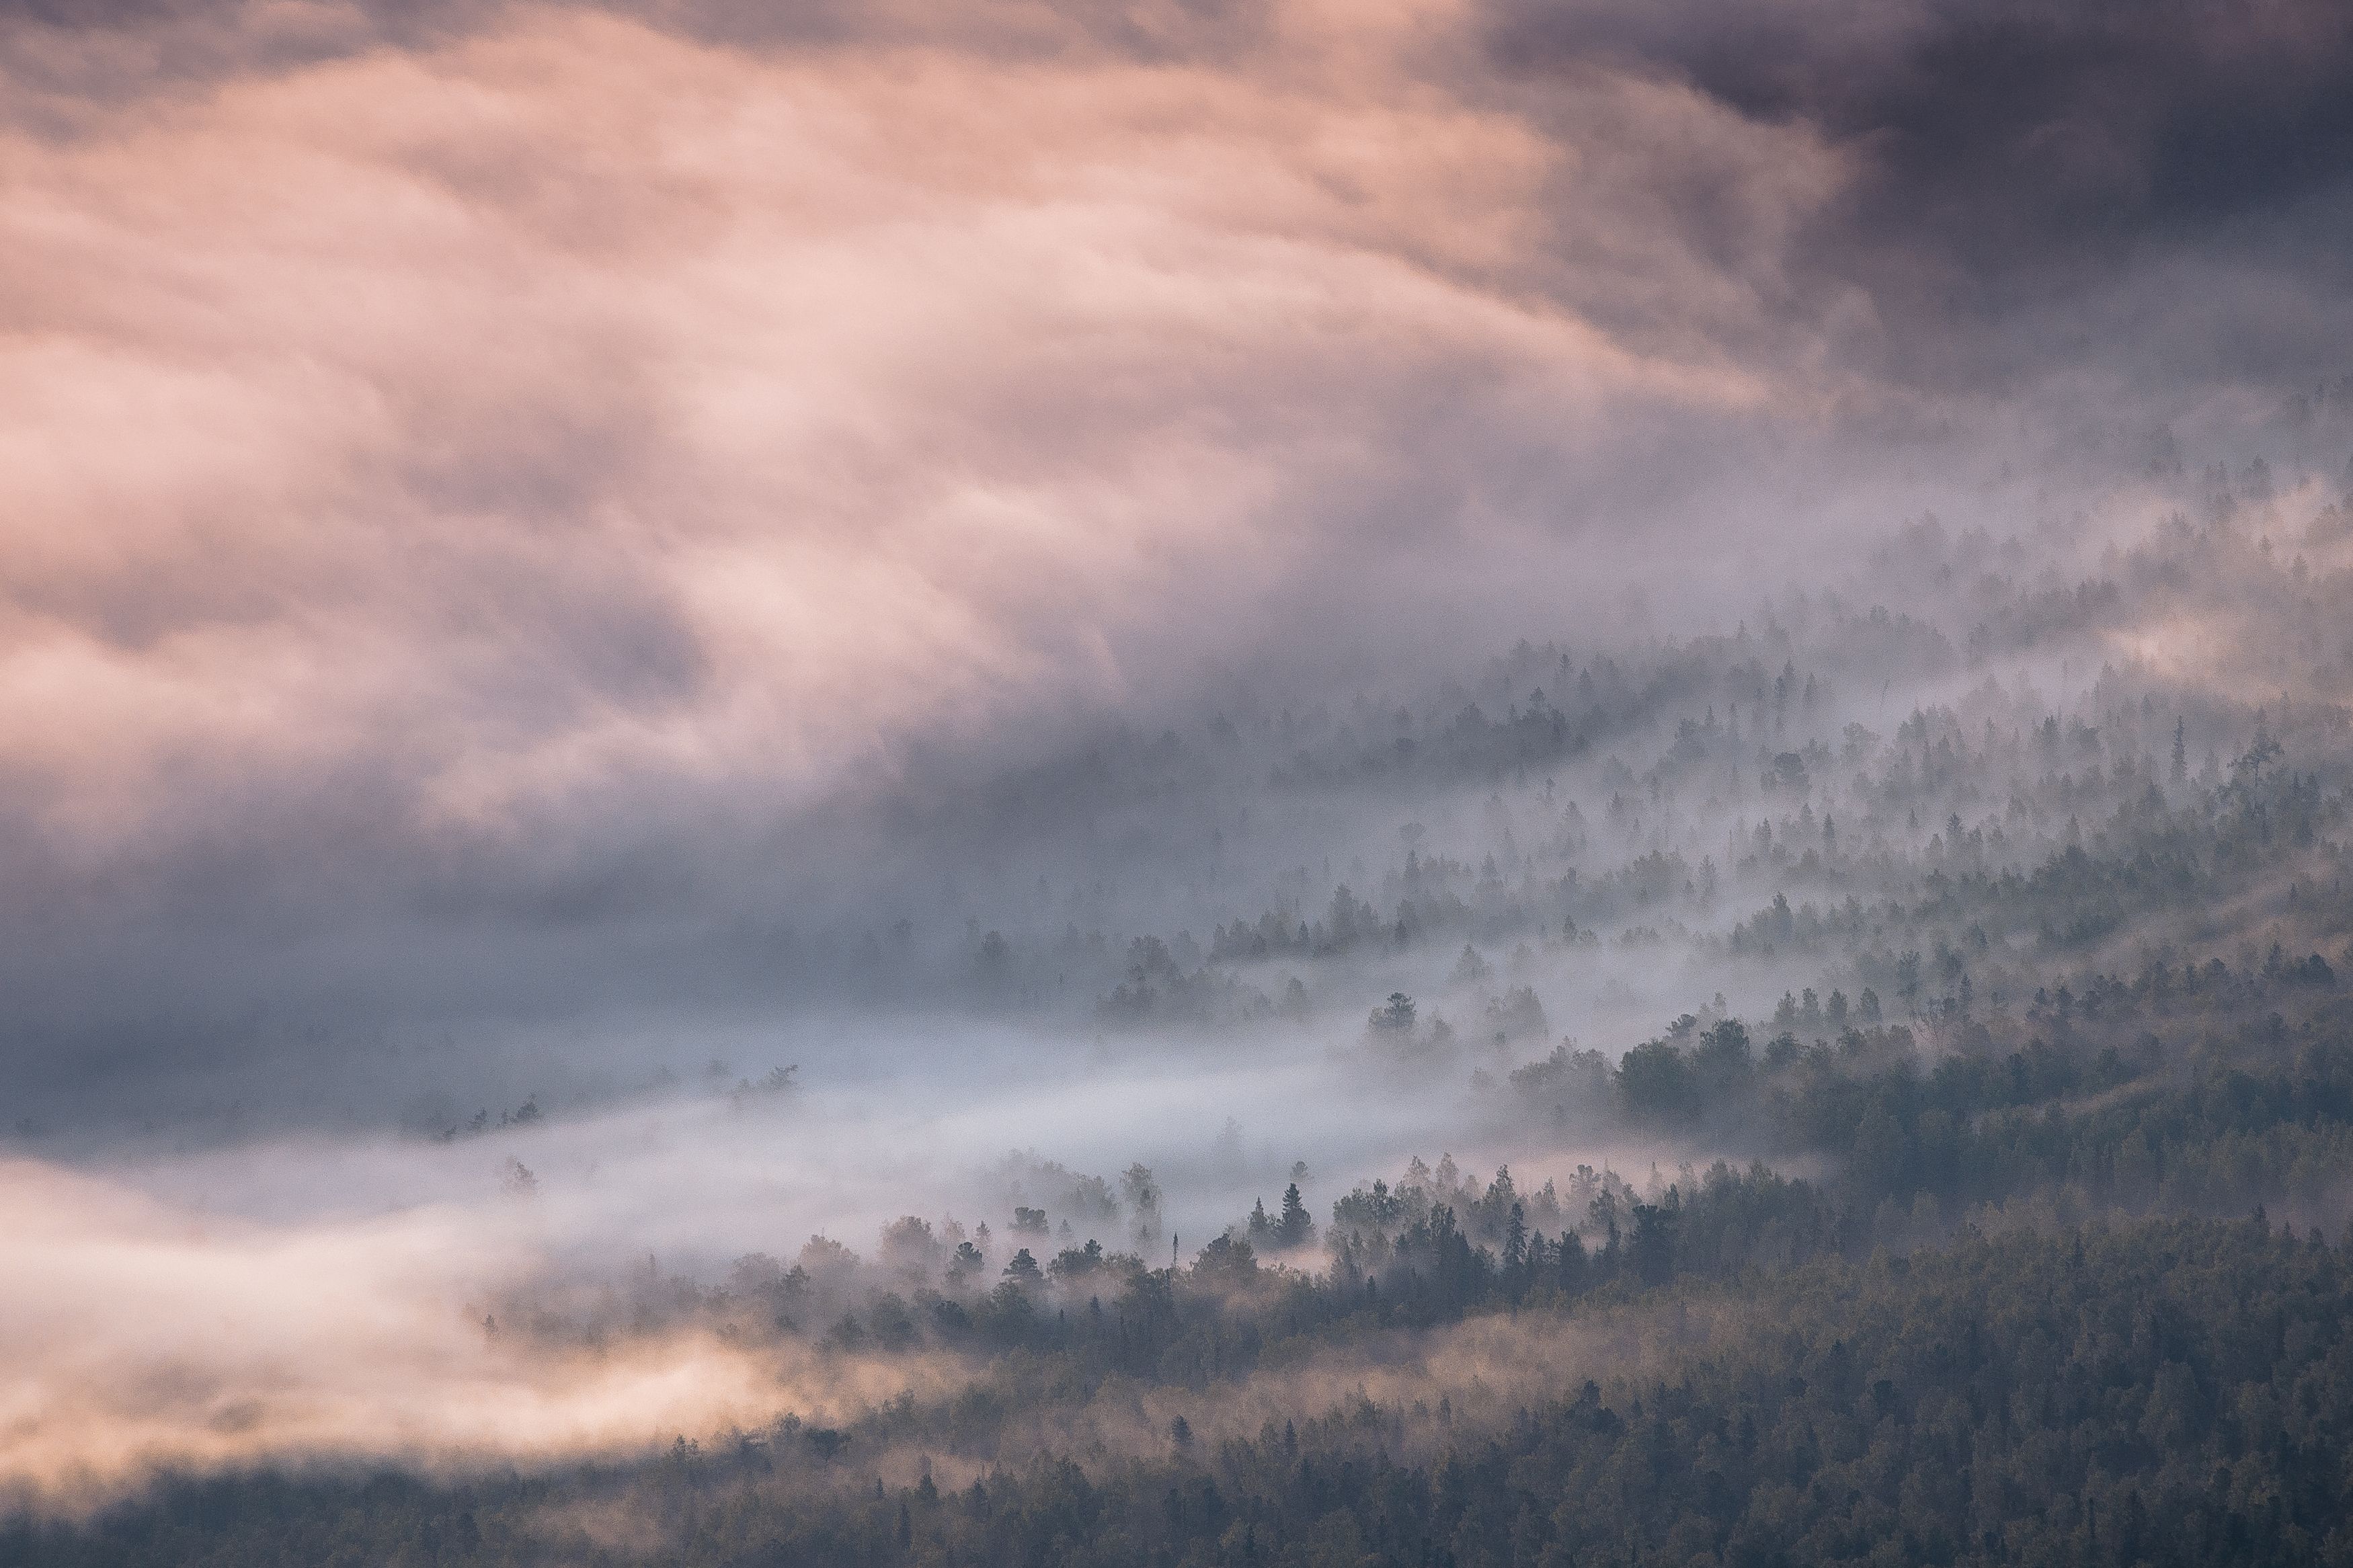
[18,495,2353,1564]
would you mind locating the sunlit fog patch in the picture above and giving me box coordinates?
[0,1157,965,1511]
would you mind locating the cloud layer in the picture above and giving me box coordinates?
[0,0,2345,1065]
[0,1,1804,840]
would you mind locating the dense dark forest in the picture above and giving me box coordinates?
[16,480,2353,1565]
[25,1222,2353,1567]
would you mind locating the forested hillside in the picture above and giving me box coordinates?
[17,488,2353,1565]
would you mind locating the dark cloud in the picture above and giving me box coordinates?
[1482,0,2353,390]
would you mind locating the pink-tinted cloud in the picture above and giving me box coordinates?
[0,1,1840,860]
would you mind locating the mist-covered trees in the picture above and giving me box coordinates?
[35,1214,2353,1568]
[30,476,2353,1567]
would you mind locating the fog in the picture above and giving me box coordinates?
[0,1155,939,1511]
